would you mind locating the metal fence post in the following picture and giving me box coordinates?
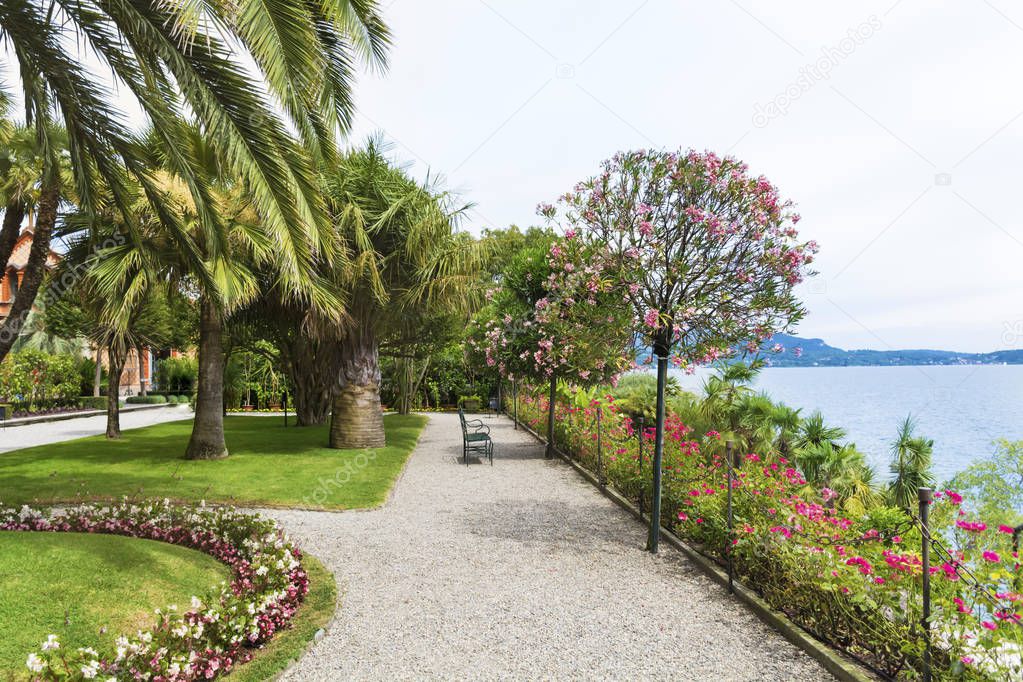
[918,487,933,682]
[727,441,735,595]
[596,405,604,487]
[637,416,645,516]
[513,379,518,429]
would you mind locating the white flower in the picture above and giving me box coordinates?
[190,595,203,609]
[256,565,269,576]
[81,660,100,679]
[25,653,45,672]
[41,634,60,651]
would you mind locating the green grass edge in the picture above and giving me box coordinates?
[226,553,337,682]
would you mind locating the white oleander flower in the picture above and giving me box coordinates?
[81,660,100,678]
[25,653,45,672]
[41,634,60,651]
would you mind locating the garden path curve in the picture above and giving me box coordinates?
[269,413,834,681]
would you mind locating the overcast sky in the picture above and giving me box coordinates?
[19,1,1023,352]
[335,0,1023,353]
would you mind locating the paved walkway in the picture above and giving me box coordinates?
[270,413,832,681]
[0,405,193,453]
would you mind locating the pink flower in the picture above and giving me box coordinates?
[983,551,1000,563]
[999,524,1015,534]
[643,309,660,329]
[955,520,987,532]
[961,657,974,665]
[982,620,998,631]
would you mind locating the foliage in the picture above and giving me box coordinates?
[887,416,936,510]
[79,396,108,410]
[157,357,199,395]
[5,500,310,681]
[542,149,817,365]
[125,394,169,405]
[947,440,1023,526]
[512,388,1023,680]
[469,229,634,385]
[0,350,80,410]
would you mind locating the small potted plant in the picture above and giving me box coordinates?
[459,395,481,412]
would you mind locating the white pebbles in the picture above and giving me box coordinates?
[268,413,834,681]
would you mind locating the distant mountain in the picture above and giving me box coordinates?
[764,333,1023,367]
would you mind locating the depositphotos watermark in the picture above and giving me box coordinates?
[752,16,883,129]
[303,450,379,507]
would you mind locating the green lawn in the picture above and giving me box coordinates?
[0,532,230,675]
[0,414,427,509]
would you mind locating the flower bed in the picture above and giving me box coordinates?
[511,389,1023,680]
[1,501,309,681]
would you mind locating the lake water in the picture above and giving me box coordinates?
[671,365,1023,484]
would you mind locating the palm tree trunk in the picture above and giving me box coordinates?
[185,297,228,460]
[282,335,338,426]
[106,343,126,439]
[329,328,385,449]
[0,183,57,363]
[0,203,25,269]
[93,346,103,397]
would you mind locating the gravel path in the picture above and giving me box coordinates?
[269,413,834,681]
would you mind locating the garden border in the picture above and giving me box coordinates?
[507,414,878,682]
[2,501,314,681]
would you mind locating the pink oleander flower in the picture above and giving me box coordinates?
[983,551,1000,563]
[643,309,660,329]
[999,524,1015,534]
[982,621,998,631]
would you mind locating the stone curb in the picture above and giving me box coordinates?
[508,415,879,682]
[1,402,185,428]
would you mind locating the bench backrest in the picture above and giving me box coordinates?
[457,408,468,436]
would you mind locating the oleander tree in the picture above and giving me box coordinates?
[542,149,818,551]
[469,229,634,457]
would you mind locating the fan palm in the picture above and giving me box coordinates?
[0,0,389,362]
[887,415,935,510]
[323,142,481,448]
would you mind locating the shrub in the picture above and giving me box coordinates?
[0,351,81,411]
[5,500,310,681]
[126,395,168,405]
[156,357,198,395]
[79,396,108,410]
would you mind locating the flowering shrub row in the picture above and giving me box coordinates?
[511,389,1023,680]
[2,500,309,681]
[0,350,81,411]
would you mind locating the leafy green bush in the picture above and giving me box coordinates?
[125,395,168,405]
[155,357,198,395]
[79,396,108,410]
[0,351,81,411]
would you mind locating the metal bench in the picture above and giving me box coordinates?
[458,407,493,466]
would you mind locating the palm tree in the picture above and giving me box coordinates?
[323,142,481,448]
[0,121,72,359]
[0,0,389,363]
[793,410,846,451]
[887,415,935,510]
